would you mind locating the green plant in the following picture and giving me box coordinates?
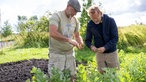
[27,66,71,82]
[127,53,146,82]
[97,68,120,82]
[49,67,71,82]
[26,66,49,82]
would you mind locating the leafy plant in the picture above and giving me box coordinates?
[26,66,49,82]
[27,66,71,82]
[49,67,71,82]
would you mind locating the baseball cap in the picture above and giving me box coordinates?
[68,0,81,12]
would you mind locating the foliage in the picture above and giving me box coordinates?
[22,32,48,48]
[76,50,146,82]
[75,46,94,63]
[126,53,146,82]
[13,15,49,48]
[117,25,146,51]
[14,32,27,47]
[1,34,15,42]
[18,15,27,21]
[1,21,12,37]
[29,15,38,21]
[26,67,71,82]
[76,64,88,82]
[26,66,49,82]
[16,15,49,33]
[13,32,48,48]
[79,0,91,27]
[17,15,27,32]
[49,67,71,82]
[79,0,92,38]
[35,16,49,32]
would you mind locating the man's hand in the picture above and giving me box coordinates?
[68,38,79,47]
[77,40,84,49]
[68,38,84,49]
[90,45,97,52]
[97,47,105,53]
[77,44,84,49]
[90,46,105,53]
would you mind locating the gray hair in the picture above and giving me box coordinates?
[87,5,102,16]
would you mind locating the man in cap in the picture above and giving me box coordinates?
[48,0,83,81]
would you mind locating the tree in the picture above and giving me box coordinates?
[79,0,92,28]
[35,16,49,32]
[1,21,12,37]
[79,0,92,38]
[29,15,38,21]
[18,15,27,22]
[17,15,28,32]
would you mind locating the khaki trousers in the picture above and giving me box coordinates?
[96,50,120,73]
[48,52,76,76]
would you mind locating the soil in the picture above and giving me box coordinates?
[0,59,48,82]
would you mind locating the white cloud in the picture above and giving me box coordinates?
[94,0,146,26]
[113,13,136,26]
[0,0,68,25]
[0,0,146,28]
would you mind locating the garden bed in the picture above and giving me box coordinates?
[0,59,48,82]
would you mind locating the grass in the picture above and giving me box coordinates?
[0,44,146,82]
[0,48,48,64]
[1,45,146,64]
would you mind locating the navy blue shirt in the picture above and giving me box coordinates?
[85,14,118,53]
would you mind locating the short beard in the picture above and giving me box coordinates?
[67,11,72,19]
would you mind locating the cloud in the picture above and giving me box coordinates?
[0,0,52,25]
[93,0,146,26]
[96,0,146,15]
[135,0,146,12]
[125,0,146,13]
[45,0,67,12]
[0,0,146,27]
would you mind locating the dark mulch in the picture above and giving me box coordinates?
[0,59,48,82]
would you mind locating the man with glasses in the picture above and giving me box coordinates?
[48,0,83,81]
[85,5,120,74]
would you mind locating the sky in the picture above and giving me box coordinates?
[0,0,146,31]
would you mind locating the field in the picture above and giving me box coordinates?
[0,25,146,82]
